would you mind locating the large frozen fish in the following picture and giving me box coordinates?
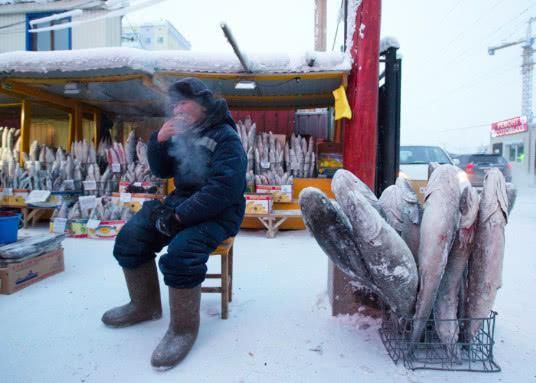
[332,176,418,316]
[505,182,516,215]
[396,177,422,260]
[332,169,384,216]
[299,187,385,298]
[434,185,480,348]
[379,177,422,261]
[464,168,508,341]
[411,164,461,343]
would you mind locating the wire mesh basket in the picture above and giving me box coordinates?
[379,311,501,372]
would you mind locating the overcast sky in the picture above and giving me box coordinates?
[127,0,535,153]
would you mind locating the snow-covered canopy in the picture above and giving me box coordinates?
[0,47,351,76]
[0,47,350,115]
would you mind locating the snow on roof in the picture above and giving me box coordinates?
[380,36,400,53]
[0,0,57,4]
[0,47,351,76]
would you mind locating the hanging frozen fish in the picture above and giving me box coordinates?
[332,177,418,316]
[464,169,508,341]
[410,164,461,344]
[434,185,480,350]
[332,169,384,217]
[299,187,388,299]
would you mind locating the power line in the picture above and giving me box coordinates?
[438,122,490,132]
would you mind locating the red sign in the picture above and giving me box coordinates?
[491,116,528,137]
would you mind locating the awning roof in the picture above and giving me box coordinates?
[0,48,350,116]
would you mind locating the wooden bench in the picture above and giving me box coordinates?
[202,237,234,319]
[244,209,303,238]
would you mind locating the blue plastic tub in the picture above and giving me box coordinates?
[0,211,21,244]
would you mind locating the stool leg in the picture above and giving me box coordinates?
[221,253,229,319]
[229,246,233,303]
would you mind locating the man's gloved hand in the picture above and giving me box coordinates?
[151,203,183,237]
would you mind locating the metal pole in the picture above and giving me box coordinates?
[220,23,252,73]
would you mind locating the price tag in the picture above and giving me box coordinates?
[78,195,97,211]
[26,190,51,204]
[261,161,270,169]
[83,180,97,191]
[53,218,68,234]
[87,219,101,229]
[63,179,75,190]
[120,193,132,203]
[3,187,13,196]
[112,163,121,173]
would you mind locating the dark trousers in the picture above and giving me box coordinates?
[113,200,228,289]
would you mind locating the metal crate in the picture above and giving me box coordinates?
[379,311,500,372]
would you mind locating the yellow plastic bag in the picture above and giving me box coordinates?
[332,85,352,120]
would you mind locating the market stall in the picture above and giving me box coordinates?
[0,47,354,239]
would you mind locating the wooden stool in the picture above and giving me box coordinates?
[202,237,234,319]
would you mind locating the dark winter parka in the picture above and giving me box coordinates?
[147,100,247,237]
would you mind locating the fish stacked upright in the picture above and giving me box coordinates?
[299,169,418,317]
[411,165,461,343]
[434,184,480,349]
[300,164,513,354]
[464,169,508,341]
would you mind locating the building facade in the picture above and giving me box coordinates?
[0,0,122,52]
[489,116,535,177]
[122,19,190,50]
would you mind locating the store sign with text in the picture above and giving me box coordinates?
[491,116,528,137]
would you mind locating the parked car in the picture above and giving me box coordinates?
[455,153,512,187]
[399,145,454,180]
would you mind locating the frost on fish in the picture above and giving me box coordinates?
[332,169,385,217]
[298,187,383,298]
[434,185,480,348]
[332,177,418,317]
[379,177,422,262]
[411,164,460,344]
[464,169,507,341]
[505,182,516,215]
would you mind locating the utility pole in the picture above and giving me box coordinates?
[314,0,327,51]
[488,17,536,176]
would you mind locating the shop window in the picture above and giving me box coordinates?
[509,146,516,161]
[26,12,72,51]
[158,37,164,44]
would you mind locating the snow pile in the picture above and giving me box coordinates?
[0,47,351,76]
[379,36,400,53]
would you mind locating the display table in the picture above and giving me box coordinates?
[0,204,55,229]
[244,210,303,238]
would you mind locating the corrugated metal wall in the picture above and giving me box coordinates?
[0,14,26,52]
[230,110,296,135]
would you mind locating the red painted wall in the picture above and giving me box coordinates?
[230,109,296,136]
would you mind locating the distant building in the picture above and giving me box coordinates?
[122,19,190,50]
[0,0,122,52]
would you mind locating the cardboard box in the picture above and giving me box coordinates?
[0,248,64,295]
[111,192,163,213]
[256,184,293,203]
[87,220,126,240]
[245,193,273,214]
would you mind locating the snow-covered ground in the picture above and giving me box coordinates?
[1,187,535,383]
